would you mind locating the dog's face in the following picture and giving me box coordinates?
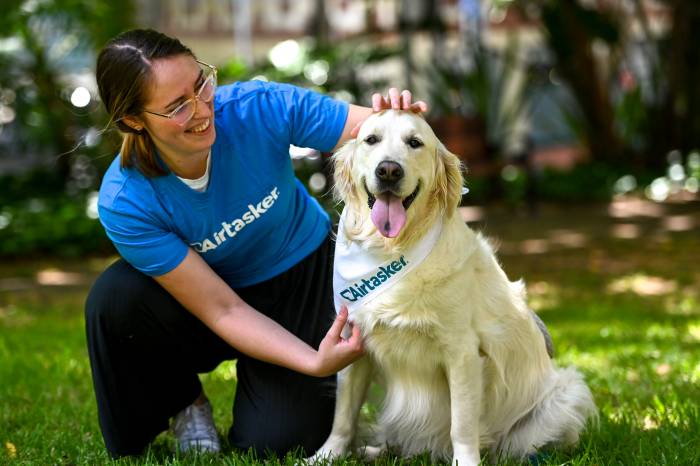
[334,111,463,241]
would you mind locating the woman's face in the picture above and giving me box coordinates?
[139,54,216,163]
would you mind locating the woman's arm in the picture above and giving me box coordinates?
[155,249,363,377]
[333,88,428,151]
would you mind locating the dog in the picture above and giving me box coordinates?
[310,110,597,465]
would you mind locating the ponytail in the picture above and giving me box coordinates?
[119,130,163,177]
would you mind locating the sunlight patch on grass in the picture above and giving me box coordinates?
[556,349,611,373]
[548,229,588,248]
[606,273,677,296]
[690,362,700,384]
[4,442,17,459]
[642,415,659,431]
[686,322,700,342]
[526,281,561,311]
[645,323,677,340]
[662,214,695,232]
[209,360,237,381]
[610,223,642,239]
[607,196,665,218]
[519,238,549,254]
[664,290,700,316]
[0,304,35,327]
[35,268,86,286]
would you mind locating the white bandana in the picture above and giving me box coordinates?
[333,209,442,313]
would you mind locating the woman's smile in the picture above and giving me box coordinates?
[186,118,212,134]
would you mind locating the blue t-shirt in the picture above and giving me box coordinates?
[98,81,349,287]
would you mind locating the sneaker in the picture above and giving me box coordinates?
[171,399,221,453]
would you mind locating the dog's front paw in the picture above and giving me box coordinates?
[306,436,350,464]
[452,456,480,466]
[452,444,481,466]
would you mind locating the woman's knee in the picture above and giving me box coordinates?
[228,379,336,457]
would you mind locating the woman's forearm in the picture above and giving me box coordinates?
[212,302,319,375]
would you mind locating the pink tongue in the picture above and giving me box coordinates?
[370,194,406,238]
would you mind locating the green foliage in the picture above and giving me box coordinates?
[0,171,112,258]
[535,163,623,202]
[0,194,112,258]
[0,0,134,182]
[614,86,650,152]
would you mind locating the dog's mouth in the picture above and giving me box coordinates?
[364,181,420,238]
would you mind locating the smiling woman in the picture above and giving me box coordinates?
[85,28,423,461]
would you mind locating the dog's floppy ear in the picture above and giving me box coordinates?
[434,142,464,217]
[332,140,358,205]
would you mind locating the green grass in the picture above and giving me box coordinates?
[2,200,700,465]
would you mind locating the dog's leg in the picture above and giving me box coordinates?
[446,349,483,466]
[308,356,374,462]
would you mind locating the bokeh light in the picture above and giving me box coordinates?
[70,86,91,108]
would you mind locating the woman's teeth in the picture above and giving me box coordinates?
[188,119,210,133]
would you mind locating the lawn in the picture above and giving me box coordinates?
[1,197,699,465]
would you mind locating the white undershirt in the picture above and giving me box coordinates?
[177,152,211,192]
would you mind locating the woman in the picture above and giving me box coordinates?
[85,28,425,459]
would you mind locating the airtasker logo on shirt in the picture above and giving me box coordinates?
[190,187,279,253]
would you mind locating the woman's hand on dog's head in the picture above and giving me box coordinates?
[350,87,429,138]
[372,88,428,113]
[310,306,364,377]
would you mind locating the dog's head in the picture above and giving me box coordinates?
[333,110,463,246]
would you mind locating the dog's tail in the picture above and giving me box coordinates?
[497,366,597,459]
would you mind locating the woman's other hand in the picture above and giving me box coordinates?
[311,306,364,377]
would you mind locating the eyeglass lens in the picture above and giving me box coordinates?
[172,68,216,125]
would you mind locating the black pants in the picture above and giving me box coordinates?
[85,236,337,459]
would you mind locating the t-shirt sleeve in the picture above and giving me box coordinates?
[266,82,349,152]
[98,197,189,277]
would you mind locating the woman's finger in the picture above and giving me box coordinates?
[327,306,349,340]
[388,88,401,109]
[409,100,428,113]
[347,321,363,350]
[372,93,384,112]
[401,89,412,109]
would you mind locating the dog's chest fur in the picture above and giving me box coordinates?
[367,317,443,374]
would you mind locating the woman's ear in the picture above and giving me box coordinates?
[121,115,145,132]
[434,142,464,217]
[332,140,358,206]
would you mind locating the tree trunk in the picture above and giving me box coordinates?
[540,2,625,164]
[648,0,700,167]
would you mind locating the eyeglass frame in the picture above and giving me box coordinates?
[140,60,217,126]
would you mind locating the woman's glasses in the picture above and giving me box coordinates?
[142,60,217,126]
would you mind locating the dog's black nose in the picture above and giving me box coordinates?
[375,161,404,183]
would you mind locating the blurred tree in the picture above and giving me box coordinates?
[518,0,700,169]
[650,0,700,166]
[537,1,624,163]
[308,0,330,48]
[0,0,133,189]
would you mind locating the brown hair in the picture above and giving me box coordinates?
[96,29,194,177]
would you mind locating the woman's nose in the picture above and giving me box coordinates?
[193,97,213,119]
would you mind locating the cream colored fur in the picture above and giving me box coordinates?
[311,111,597,465]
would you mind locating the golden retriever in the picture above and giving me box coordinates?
[311,110,597,465]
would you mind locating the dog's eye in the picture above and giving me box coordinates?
[407,137,424,149]
[364,135,379,145]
